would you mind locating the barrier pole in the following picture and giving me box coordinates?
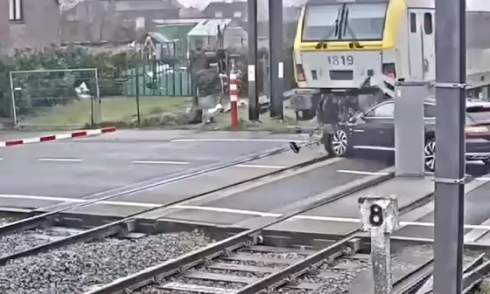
[230,73,239,130]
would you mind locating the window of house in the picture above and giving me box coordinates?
[233,11,242,18]
[9,0,23,21]
[215,11,223,18]
[410,12,417,33]
[65,13,76,21]
[424,12,433,34]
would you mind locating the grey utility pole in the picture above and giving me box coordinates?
[433,0,466,293]
[268,0,284,118]
[247,0,259,120]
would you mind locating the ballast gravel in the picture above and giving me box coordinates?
[0,230,211,294]
[0,229,74,258]
[0,218,17,227]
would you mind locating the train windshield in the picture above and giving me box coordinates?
[302,4,343,42]
[302,3,388,42]
[342,3,388,40]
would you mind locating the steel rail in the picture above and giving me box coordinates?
[413,253,486,294]
[235,234,357,294]
[392,259,434,294]
[393,249,487,294]
[462,260,490,294]
[0,142,317,238]
[0,143,327,264]
[413,255,490,294]
[82,170,395,294]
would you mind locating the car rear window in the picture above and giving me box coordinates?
[466,105,490,123]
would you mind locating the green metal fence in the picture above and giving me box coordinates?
[124,64,192,97]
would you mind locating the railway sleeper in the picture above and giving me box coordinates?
[147,243,361,294]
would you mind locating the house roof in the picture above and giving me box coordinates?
[58,0,183,12]
[112,0,177,11]
[202,1,247,17]
[58,0,86,11]
[179,7,205,18]
[187,19,231,37]
[147,32,172,43]
[153,18,207,25]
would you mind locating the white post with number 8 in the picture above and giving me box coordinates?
[358,195,399,294]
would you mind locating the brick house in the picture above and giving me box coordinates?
[61,0,182,44]
[0,0,62,51]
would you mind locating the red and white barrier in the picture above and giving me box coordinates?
[0,126,116,147]
[229,73,239,130]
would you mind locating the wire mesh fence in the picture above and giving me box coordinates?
[9,62,195,129]
[96,61,193,126]
[10,68,100,128]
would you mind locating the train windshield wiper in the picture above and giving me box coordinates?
[315,9,342,49]
[342,8,364,49]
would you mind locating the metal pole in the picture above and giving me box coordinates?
[8,71,17,125]
[261,56,269,100]
[94,68,101,124]
[433,0,466,292]
[135,60,141,125]
[268,0,284,119]
[247,0,259,121]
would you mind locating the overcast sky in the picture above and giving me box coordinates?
[177,0,306,9]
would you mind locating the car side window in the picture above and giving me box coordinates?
[424,104,436,118]
[366,102,395,118]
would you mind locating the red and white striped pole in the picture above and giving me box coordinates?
[229,73,239,130]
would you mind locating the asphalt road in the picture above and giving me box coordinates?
[200,158,388,212]
[8,129,490,243]
[161,158,391,226]
[394,177,490,239]
[0,130,313,200]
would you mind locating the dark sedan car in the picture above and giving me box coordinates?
[323,99,490,171]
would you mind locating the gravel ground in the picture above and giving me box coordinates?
[275,245,484,294]
[0,218,15,226]
[0,230,211,294]
[281,257,369,294]
[0,228,76,259]
[479,282,490,294]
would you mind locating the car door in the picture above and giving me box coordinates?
[351,101,395,150]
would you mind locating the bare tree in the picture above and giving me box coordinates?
[98,0,116,41]
[80,0,115,42]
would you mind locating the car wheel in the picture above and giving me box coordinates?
[329,130,350,157]
[424,138,436,172]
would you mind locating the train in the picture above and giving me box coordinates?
[292,0,490,112]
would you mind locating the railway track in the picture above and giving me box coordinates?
[78,170,426,294]
[77,170,490,294]
[143,244,369,294]
[1,145,481,294]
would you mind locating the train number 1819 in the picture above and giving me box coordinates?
[327,55,354,66]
